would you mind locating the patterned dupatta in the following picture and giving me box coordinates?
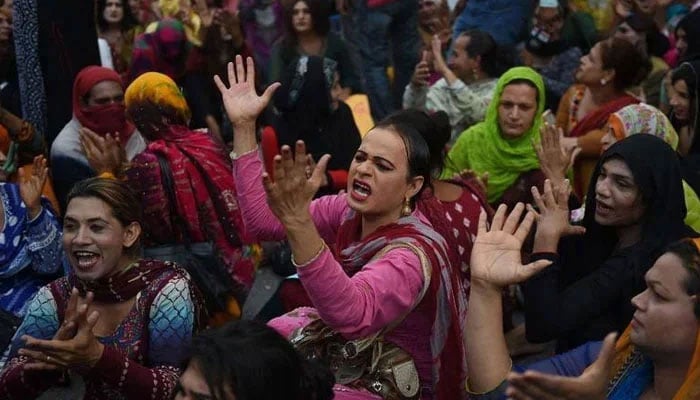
[335,211,468,400]
[66,259,205,325]
[142,125,258,289]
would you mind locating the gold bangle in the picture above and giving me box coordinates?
[291,241,327,268]
[98,172,116,180]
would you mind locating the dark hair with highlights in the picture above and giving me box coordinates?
[185,320,335,400]
[66,177,143,257]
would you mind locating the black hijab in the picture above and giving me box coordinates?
[272,56,361,183]
[581,134,693,283]
[677,9,700,63]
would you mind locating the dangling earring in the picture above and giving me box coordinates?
[472,69,479,82]
[401,197,412,217]
[600,78,607,86]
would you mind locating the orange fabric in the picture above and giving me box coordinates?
[611,238,700,399]
[608,114,626,142]
[0,125,9,153]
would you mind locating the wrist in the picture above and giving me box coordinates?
[471,278,505,294]
[27,205,42,221]
[533,229,561,253]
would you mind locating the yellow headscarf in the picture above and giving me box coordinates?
[146,0,202,46]
[125,71,191,123]
[611,237,700,399]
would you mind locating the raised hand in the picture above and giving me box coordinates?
[18,155,48,220]
[79,128,125,176]
[431,35,449,76]
[528,179,586,243]
[534,123,580,187]
[262,141,330,225]
[505,332,617,400]
[214,55,280,127]
[470,203,553,289]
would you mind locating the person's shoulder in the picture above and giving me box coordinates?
[50,118,82,157]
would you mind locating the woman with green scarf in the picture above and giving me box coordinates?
[443,66,545,208]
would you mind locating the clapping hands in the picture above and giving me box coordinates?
[18,155,48,220]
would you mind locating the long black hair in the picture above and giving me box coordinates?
[185,320,335,400]
[95,0,138,33]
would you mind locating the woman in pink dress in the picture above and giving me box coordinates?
[216,56,467,400]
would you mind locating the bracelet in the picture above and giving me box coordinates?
[98,172,116,180]
[291,241,327,268]
[229,146,258,160]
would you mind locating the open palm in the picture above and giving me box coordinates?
[214,55,280,127]
[471,203,552,288]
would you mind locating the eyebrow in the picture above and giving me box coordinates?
[63,217,110,224]
[600,167,634,183]
[646,279,672,296]
[356,150,396,169]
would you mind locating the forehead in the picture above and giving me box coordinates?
[88,80,124,100]
[65,197,115,221]
[359,128,408,161]
[600,157,634,178]
[293,1,309,9]
[647,252,690,292]
[455,35,470,51]
[673,79,689,93]
[500,83,537,104]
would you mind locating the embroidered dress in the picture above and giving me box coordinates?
[0,183,62,317]
[0,260,199,399]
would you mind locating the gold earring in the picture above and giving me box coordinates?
[401,197,412,217]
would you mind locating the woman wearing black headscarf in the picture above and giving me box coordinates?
[264,55,361,198]
[522,134,695,353]
[675,9,700,64]
[670,60,700,192]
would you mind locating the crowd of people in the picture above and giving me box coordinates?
[0,0,699,399]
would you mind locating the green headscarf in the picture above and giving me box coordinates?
[443,66,545,203]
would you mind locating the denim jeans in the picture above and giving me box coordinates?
[353,0,421,121]
[452,0,532,46]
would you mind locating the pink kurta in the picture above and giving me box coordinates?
[233,151,436,398]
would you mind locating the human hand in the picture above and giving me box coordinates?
[614,0,633,17]
[431,35,449,76]
[455,169,489,195]
[23,289,91,371]
[528,179,586,241]
[506,332,617,400]
[470,203,553,289]
[21,292,104,371]
[79,128,125,176]
[520,48,535,67]
[214,55,280,127]
[262,141,330,226]
[411,51,431,87]
[18,155,48,220]
[194,0,213,27]
[534,123,580,186]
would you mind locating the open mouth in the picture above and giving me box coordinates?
[595,200,614,215]
[73,251,100,271]
[351,180,371,201]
